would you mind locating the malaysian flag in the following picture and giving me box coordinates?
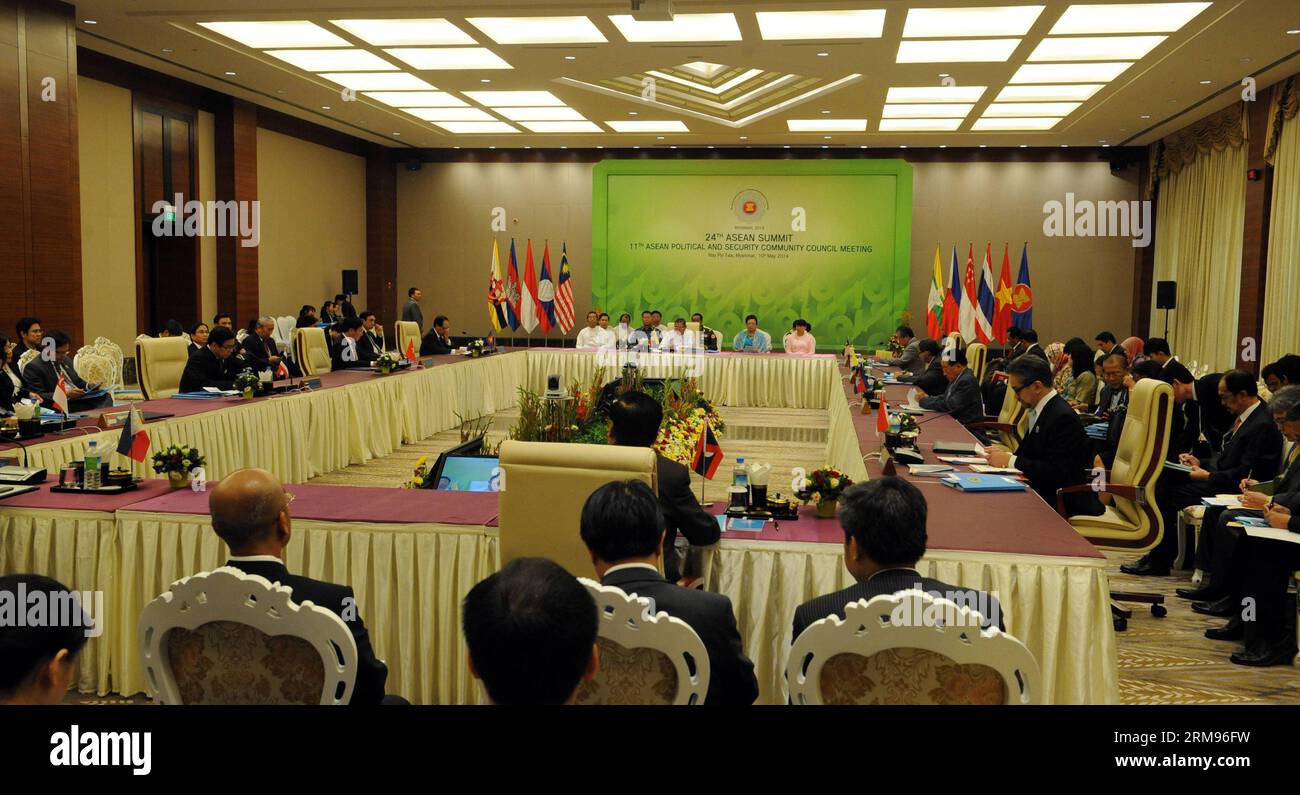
[554,242,575,334]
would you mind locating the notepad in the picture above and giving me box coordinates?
[968,464,1021,475]
[1202,495,1243,508]
[1236,524,1300,545]
[941,474,1027,492]
[937,456,988,465]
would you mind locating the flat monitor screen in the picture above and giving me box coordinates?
[435,455,500,492]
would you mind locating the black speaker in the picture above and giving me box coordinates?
[342,269,359,295]
[1156,281,1177,310]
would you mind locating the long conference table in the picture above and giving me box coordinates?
[0,349,1117,704]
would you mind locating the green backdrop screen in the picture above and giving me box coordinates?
[592,159,913,351]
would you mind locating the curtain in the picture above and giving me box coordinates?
[1261,98,1300,365]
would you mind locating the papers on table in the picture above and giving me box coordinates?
[906,464,954,476]
[172,391,228,400]
[933,441,984,456]
[202,387,241,396]
[941,473,1027,492]
[715,516,766,532]
[937,456,988,465]
[968,464,1021,475]
[1202,495,1243,508]
[1227,520,1300,545]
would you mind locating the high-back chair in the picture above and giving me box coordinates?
[497,440,657,577]
[395,321,421,358]
[968,376,1029,452]
[17,348,39,374]
[786,590,1039,705]
[138,567,358,705]
[965,342,988,384]
[135,336,192,399]
[293,327,332,376]
[573,579,709,705]
[1056,378,1174,629]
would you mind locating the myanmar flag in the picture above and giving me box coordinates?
[925,245,945,339]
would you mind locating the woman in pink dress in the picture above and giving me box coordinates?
[783,319,817,354]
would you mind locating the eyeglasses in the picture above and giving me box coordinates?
[1010,382,1031,393]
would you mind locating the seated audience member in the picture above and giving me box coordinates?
[419,315,454,356]
[1096,351,1131,418]
[1123,369,1283,577]
[1193,371,1234,454]
[359,311,383,356]
[463,557,599,705]
[608,392,720,583]
[159,319,185,339]
[918,346,985,435]
[792,478,1003,640]
[212,313,234,331]
[575,311,602,348]
[320,301,339,325]
[21,330,112,411]
[899,338,947,397]
[335,294,357,320]
[1095,331,1118,358]
[1119,336,1146,367]
[690,313,720,352]
[15,317,43,357]
[887,325,922,374]
[0,335,40,411]
[1047,342,1071,394]
[1144,337,1172,369]
[593,313,616,348]
[783,319,817,354]
[1093,358,1161,470]
[1019,329,1047,362]
[332,318,376,369]
[0,574,89,704]
[632,311,658,349]
[987,356,1102,517]
[980,326,1024,412]
[295,305,318,328]
[1062,338,1098,412]
[210,468,401,704]
[580,480,758,705]
[1261,354,1300,394]
[615,313,634,346]
[733,315,772,353]
[188,322,209,354]
[240,316,285,374]
[658,317,697,353]
[1003,326,1027,360]
[180,325,239,392]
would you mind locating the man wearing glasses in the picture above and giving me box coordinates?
[180,325,241,393]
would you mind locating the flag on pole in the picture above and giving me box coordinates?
[1012,243,1034,330]
[53,371,69,415]
[504,239,522,332]
[958,244,977,342]
[520,239,540,333]
[852,364,868,395]
[536,242,556,333]
[691,419,723,480]
[405,338,416,362]
[993,244,1014,343]
[925,245,945,339]
[115,404,150,462]
[487,239,507,333]
[974,243,996,344]
[942,246,961,335]
[876,393,890,434]
[554,242,576,334]
[275,360,289,380]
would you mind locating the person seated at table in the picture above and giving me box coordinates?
[212,313,234,331]
[1095,351,1131,419]
[633,311,659,349]
[986,356,1103,517]
[897,338,947,397]
[419,314,454,356]
[614,313,634,347]
[158,318,185,339]
[359,311,383,357]
[792,478,1003,640]
[783,319,817,354]
[1093,359,1163,470]
[180,325,240,392]
[575,311,604,348]
[322,301,342,325]
[690,313,720,352]
[0,334,41,412]
[187,322,209,355]
[332,318,377,369]
[650,310,668,337]
[658,317,697,353]
[593,313,616,349]
[0,574,89,704]
[917,346,985,435]
[732,315,772,353]
[463,557,599,705]
[608,391,720,583]
[295,305,318,328]
[1061,338,1098,412]
[209,468,402,704]
[335,293,357,320]
[886,325,923,375]
[579,479,758,705]
[21,330,112,411]
[240,316,285,375]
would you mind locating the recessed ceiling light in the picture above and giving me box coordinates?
[1020,144,1028,148]
[1010,62,1133,83]
[821,110,831,114]
[1198,79,1212,84]
[756,9,885,40]
[467,16,606,44]
[406,108,496,122]
[266,49,395,72]
[973,117,1061,130]
[465,91,564,106]
[386,48,512,70]
[939,144,948,148]
[520,121,603,133]
[903,5,1045,38]
[433,121,519,134]
[898,39,1021,63]
[607,13,741,43]
[330,18,475,46]
[1140,114,1152,119]
[1061,144,1069,147]
[198,21,349,48]
[162,48,174,53]
[321,105,332,110]
[900,145,908,149]
[1029,35,1166,62]
[996,84,1103,102]
[1102,143,1111,147]
[490,146,496,149]
[823,135,832,139]
[366,91,465,108]
[83,19,96,24]
[392,132,400,136]
[633,146,640,149]
[319,72,436,91]
[860,145,868,149]
[1050,3,1210,35]
[817,52,829,57]
[878,118,963,132]
[887,86,987,103]
[657,136,665,140]
[481,79,492,83]
[821,145,829,149]
[224,71,237,76]
[882,104,973,119]
[670,145,678,149]
[1289,29,1300,35]
[983,102,1080,117]
[597,145,604,149]
[740,136,748,140]
[565,55,576,61]
[629,111,638,116]
[788,119,869,132]
[607,120,691,133]
[497,107,586,121]
[980,144,988,148]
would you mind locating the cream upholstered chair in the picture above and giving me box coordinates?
[17,348,39,374]
[573,579,709,705]
[293,327,332,376]
[90,336,125,389]
[135,336,191,399]
[1056,378,1174,629]
[497,440,657,578]
[138,567,358,705]
[969,376,1029,452]
[73,346,115,392]
[395,320,421,358]
[965,342,988,384]
[786,590,1039,705]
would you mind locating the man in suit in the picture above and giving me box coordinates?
[359,311,383,358]
[1095,331,1118,358]
[1004,326,1027,360]
[180,326,240,393]
[239,316,285,375]
[1261,354,1300,393]
[209,468,403,704]
[887,325,923,375]
[918,346,986,439]
[335,294,357,320]
[1156,361,1206,461]
[401,287,424,332]
[1018,329,1048,363]
[608,391,720,584]
[986,355,1102,517]
[579,479,758,704]
[463,557,599,705]
[1096,351,1131,419]
[792,477,1003,642]
[898,338,947,397]
[15,317,42,357]
[1124,370,1284,576]
[419,314,454,356]
[20,330,112,411]
[331,318,377,370]
[1146,337,1174,370]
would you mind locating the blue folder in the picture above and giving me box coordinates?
[942,474,1027,492]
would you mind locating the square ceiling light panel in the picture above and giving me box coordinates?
[497,107,587,121]
[404,108,497,122]
[607,13,742,42]
[433,121,519,133]
[466,16,607,44]
[880,104,974,118]
[606,120,691,133]
[972,116,1062,130]
[1028,35,1166,61]
[329,18,476,46]
[983,102,1081,116]
[519,121,604,133]
[1010,62,1133,83]
[364,91,466,108]
[995,83,1104,101]
[755,10,886,40]
[787,119,869,132]
[1050,3,1211,34]
[198,21,350,48]
[319,73,437,91]
[886,85,988,103]
[902,5,1045,37]
[878,118,963,131]
[897,39,1022,63]
[265,49,396,72]
[385,48,513,70]
[464,91,565,106]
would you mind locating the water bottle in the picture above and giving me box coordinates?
[84,440,101,490]
[732,457,748,489]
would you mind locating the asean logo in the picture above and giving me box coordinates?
[1011,284,1033,312]
[731,189,768,222]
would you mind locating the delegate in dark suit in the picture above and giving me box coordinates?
[888,339,923,375]
[899,357,946,397]
[1194,374,1233,455]
[224,558,390,705]
[1195,444,1300,586]
[180,346,237,392]
[603,565,758,705]
[240,333,283,374]
[21,357,112,411]
[792,568,1004,641]
[918,367,984,427]
[360,330,383,360]
[330,337,375,370]
[656,454,721,583]
[419,329,453,356]
[1012,392,1102,516]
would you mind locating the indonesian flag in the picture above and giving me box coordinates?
[876,393,890,434]
[115,404,150,462]
[554,243,576,334]
[691,418,723,480]
[53,371,70,415]
[974,243,996,344]
[925,245,945,340]
[993,244,1014,343]
[520,240,540,333]
[958,243,978,342]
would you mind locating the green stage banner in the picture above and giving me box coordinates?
[592,159,912,351]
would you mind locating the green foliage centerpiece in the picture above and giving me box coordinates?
[153,444,204,489]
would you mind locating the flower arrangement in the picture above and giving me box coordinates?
[795,467,854,516]
[233,369,260,397]
[468,339,486,358]
[375,351,399,373]
[153,444,204,486]
[891,412,920,435]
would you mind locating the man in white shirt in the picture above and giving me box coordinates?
[658,317,697,353]
[592,313,616,349]
[575,311,602,348]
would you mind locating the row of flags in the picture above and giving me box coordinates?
[487,239,576,335]
[926,243,1034,345]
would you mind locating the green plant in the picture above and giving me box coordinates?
[795,467,853,505]
[152,444,204,475]
[233,369,260,391]
[375,351,399,369]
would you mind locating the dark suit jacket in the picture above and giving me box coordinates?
[1097,384,1128,417]
[330,337,373,370]
[419,330,453,356]
[1194,374,1233,452]
[900,357,946,398]
[180,346,236,392]
[1271,446,1300,494]
[1014,393,1102,516]
[889,339,923,375]
[1018,344,1049,364]
[360,330,382,358]
[22,358,88,404]
[223,559,389,705]
[602,566,758,705]
[792,568,1004,642]
[1169,398,1202,460]
[918,367,983,426]
[1202,402,1283,492]
[655,453,721,582]
[240,333,281,373]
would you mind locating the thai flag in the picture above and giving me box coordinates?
[692,419,723,480]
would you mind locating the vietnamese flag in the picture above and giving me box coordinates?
[993,243,1014,343]
[405,338,416,361]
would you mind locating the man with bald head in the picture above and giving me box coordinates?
[210,468,398,704]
